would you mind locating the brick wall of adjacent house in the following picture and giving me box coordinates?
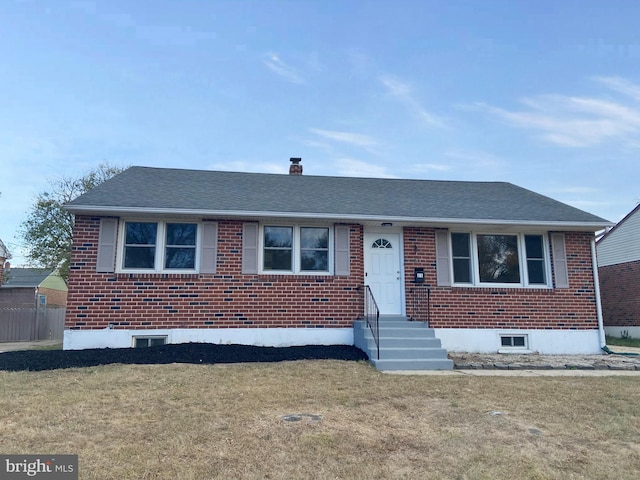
[65,217,365,330]
[403,228,599,330]
[39,287,68,307]
[598,260,640,327]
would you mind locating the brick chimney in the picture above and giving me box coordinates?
[289,157,303,175]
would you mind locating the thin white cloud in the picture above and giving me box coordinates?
[550,186,600,195]
[444,148,506,170]
[333,158,396,178]
[73,3,217,46]
[307,52,325,73]
[594,76,640,101]
[411,163,452,173]
[379,75,445,128]
[561,199,613,212]
[263,53,305,84]
[207,161,286,174]
[308,128,379,149]
[476,77,640,148]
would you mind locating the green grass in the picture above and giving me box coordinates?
[606,335,640,348]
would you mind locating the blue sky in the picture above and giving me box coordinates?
[1,0,639,266]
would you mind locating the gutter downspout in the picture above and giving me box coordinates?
[590,238,606,350]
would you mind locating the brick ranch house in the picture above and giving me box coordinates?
[597,203,640,339]
[64,160,612,355]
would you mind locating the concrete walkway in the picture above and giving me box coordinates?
[386,369,640,376]
[388,346,640,376]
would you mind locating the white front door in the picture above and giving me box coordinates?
[364,232,403,315]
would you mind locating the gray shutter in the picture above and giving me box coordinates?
[242,223,259,274]
[435,230,451,286]
[334,225,350,276]
[200,223,218,274]
[96,218,118,273]
[551,233,569,289]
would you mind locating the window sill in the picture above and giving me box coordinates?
[258,271,333,276]
[451,284,553,291]
[498,349,534,354]
[115,272,201,279]
[452,283,553,290]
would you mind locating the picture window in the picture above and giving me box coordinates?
[450,232,550,287]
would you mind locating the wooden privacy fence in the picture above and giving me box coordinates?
[0,307,65,342]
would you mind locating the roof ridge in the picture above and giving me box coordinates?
[126,165,512,185]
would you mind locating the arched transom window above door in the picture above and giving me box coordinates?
[371,238,393,249]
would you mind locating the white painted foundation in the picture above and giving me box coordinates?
[64,327,605,354]
[435,328,604,355]
[604,326,640,339]
[63,328,354,351]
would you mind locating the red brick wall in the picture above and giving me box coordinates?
[599,260,640,327]
[66,217,599,332]
[66,217,364,330]
[403,228,599,330]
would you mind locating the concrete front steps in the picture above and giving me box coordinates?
[354,315,453,371]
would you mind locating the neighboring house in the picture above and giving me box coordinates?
[0,238,10,284]
[597,204,640,338]
[0,267,68,307]
[63,160,611,356]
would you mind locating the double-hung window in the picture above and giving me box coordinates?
[451,232,549,287]
[121,221,199,272]
[300,227,329,271]
[263,226,294,271]
[262,225,331,273]
[124,222,158,269]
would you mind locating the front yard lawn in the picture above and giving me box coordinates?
[1,360,638,479]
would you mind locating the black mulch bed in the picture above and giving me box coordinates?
[0,343,369,372]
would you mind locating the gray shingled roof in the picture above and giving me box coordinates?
[2,268,53,288]
[65,166,611,229]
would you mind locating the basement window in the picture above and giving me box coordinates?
[499,335,528,349]
[133,336,168,348]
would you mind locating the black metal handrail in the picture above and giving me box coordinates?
[409,285,431,325]
[363,285,380,360]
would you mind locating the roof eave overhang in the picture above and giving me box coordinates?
[65,205,614,232]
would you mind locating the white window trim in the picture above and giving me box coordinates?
[259,224,334,275]
[116,220,202,274]
[451,232,552,289]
